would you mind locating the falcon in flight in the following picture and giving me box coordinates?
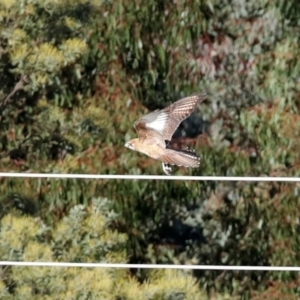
[125,93,207,175]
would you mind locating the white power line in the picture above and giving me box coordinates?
[0,172,300,181]
[0,261,299,271]
[1,173,298,272]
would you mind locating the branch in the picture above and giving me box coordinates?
[0,75,28,111]
[0,47,4,60]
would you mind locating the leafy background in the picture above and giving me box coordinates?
[1,0,300,299]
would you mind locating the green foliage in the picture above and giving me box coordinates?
[0,200,209,299]
[1,0,300,298]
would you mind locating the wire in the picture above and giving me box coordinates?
[0,172,300,181]
[1,172,298,271]
[0,261,298,271]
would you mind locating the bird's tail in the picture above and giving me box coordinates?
[160,147,200,168]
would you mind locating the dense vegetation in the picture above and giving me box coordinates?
[1,0,300,298]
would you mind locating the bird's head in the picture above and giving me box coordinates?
[124,139,138,150]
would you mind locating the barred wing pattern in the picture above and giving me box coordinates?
[160,148,200,168]
[135,93,206,141]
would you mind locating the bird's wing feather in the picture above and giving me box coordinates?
[134,120,148,140]
[139,110,169,133]
[134,120,166,147]
[161,93,206,140]
[134,92,206,149]
[135,93,206,141]
[159,148,200,168]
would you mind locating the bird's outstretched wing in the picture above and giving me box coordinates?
[134,93,206,142]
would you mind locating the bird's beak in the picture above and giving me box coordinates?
[125,142,134,150]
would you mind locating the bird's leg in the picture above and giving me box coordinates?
[162,163,172,175]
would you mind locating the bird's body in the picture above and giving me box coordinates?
[125,93,206,175]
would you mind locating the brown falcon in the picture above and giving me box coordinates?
[125,93,206,175]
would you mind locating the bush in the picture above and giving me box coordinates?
[1,0,300,298]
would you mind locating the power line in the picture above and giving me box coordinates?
[0,173,300,181]
[0,261,298,271]
[1,173,298,273]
